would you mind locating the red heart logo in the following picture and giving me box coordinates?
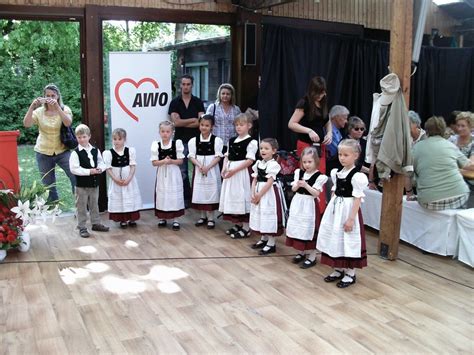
[114,77,160,122]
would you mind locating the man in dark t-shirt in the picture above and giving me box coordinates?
[168,74,205,207]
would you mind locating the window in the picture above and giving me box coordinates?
[185,62,208,101]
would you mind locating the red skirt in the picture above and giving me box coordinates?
[223,213,249,223]
[285,199,321,251]
[109,211,140,222]
[296,140,327,214]
[320,210,368,269]
[155,209,185,219]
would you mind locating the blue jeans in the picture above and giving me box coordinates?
[36,150,76,202]
[179,143,192,207]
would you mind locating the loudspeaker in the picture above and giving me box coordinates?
[244,22,256,66]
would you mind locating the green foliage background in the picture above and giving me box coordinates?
[0,20,229,144]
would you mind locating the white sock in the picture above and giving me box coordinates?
[341,269,355,283]
[329,269,343,277]
[200,211,206,218]
[264,236,276,248]
[260,235,269,242]
[242,222,249,231]
[173,217,180,224]
[206,211,214,220]
[307,250,317,262]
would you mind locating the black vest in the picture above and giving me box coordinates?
[158,141,177,160]
[75,147,99,188]
[256,166,268,182]
[110,147,129,167]
[297,170,321,195]
[228,136,253,161]
[196,135,216,156]
[334,168,358,197]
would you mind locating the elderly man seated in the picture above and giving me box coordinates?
[326,105,349,171]
[413,116,474,210]
[405,110,427,200]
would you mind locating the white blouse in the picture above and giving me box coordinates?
[150,139,185,161]
[187,134,224,159]
[103,146,137,169]
[251,159,281,180]
[291,169,328,192]
[330,167,368,198]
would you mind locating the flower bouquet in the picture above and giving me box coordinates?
[0,180,61,261]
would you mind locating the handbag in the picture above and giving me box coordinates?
[60,123,78,149]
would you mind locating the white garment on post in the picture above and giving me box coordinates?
[286,169,328,241]
[188,134,224,204]
[219,135,258,215]
[151,139,185,211]
[316,168,368,258]
[103,147,143,213]
[365,93,381,164]
[249,159,281,234]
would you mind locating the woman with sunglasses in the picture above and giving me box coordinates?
[346,116,370,175]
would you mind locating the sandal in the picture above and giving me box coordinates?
[158,220,167,228]
[195,218,207,227]
[337,274,357,288]
[207,220,215,229]
[292,254,306,264]
[226,225,242,235]
[230,229,250,239]
[120,222,128,229]
[172,222,180,231]
[300,258,317,269]
[128,221,137,227]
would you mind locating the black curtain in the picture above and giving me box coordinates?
[260,24,474,150]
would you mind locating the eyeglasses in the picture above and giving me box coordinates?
[353,127,365,132]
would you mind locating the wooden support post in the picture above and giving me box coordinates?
[377,0,413,260]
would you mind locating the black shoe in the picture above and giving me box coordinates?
[251,240,267,249]
[337,275,356,288]
[226,225,241,235]
[300,258,317,269]
[158,220,167,228]
[172,222,180,231]
[324,271,344,283]
[259,245,276,255]
[230,229,250,239]
[207,220,216,229]
[119,222,128,229]
[292,254,305,264]
[128,221,137,227]
[195,218,207,227]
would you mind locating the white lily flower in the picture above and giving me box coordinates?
[50,205,62,223]
[11,200,31,225]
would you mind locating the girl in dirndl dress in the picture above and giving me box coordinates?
[188,114,223,230]
[249,138,287,255]
[285,146,328,268]
[316,139,368,288]
[104,128,143,228]
[150,120,185,231]
[219,114,258,238]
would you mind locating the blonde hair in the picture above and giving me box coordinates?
[455,111,473,128]
[112,128,127,140]
[299,146,320,170]
[338,138,361,154]
[234,113,252,125]
[159,120,175,132]
[216,83,236,106]
[75,124,90,136]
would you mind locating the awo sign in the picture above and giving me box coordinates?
[109,52,172,208]
[114,77,169,122]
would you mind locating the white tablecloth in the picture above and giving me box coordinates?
[456,209,474,267]
[361,189,463,256]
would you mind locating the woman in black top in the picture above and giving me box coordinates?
[288,76,332,158]
[288,76,332,212]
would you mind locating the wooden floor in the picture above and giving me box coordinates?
[1,210,473,354]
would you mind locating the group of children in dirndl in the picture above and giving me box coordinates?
[105,113,368,288]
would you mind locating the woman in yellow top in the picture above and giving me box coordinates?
[23,83,76,202]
